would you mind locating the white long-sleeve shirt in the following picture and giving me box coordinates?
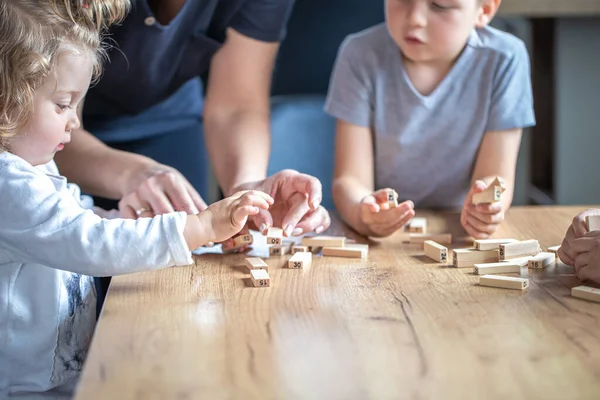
[0,152,194,399]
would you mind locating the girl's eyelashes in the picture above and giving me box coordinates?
[56,104,72,111]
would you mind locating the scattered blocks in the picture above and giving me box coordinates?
[405,217,427,234]
[472,177,506,205]
[452,248,499,268]
[424,240,448,263]
[301,236,346,248]
[322,244,369,259]
[474,238,517,251]
[528,252,556,269]
[499,240,540,261]
[473,262,523,276]
[572,286,600,303]
[479,275,529,290]
[266,227,283,245]
[408,233,452,245]
[250,269,270,287]
[288,251,313,269]
[245,257,268,272]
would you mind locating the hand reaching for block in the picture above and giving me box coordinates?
[358,188,415,238]
[195,190,273,245]
[461,180,506,239]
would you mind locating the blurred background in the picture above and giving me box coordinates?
[208,0,600,210]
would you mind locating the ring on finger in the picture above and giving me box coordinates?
[136,207,153,217]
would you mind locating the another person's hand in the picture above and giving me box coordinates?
[558,208,600,266]
[196,190,273,244]
[119,163,208,219]
[570,230,600,284]
[358,189,415,238]
[231,169,331,237]
[461,180,505,239]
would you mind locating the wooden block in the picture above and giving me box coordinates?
[322,244,369,259]
[408,233,452,245]
[245,257,268,271]
[266,227,283,245]
[452,248,499,268]
[250,269,271,287]
[288,252,312,269]
[269,243,292,256]
[387,189,398,208]
[234,233,253,245]
[586,215,600,232]
[222,233,254,252]
[479,275,529,290]
[472,177,506,205]
[572,286,600,303]
[473,262,522,275]
[405,217,427,234]
[528,252,555,269]
[547,245,560,253]
[474,238,518,251]
[504,256,534,267]
[499,240,540,261]
[424,240,448,263]
[301,236,346,248]
[292,245,309,254]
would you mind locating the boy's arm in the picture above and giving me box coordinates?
[471,128,523,210]
[332,120,375,234]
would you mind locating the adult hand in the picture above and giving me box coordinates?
[231,169,330,237]
[118,163,208,219]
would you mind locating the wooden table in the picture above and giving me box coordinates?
[501,0,600,16]
[76,206,600,399]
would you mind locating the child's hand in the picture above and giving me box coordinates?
[461,180,505,239]
[358,189,415,238]
[558,208,600,266]
[197,190,274,244]
[570,230,600,284]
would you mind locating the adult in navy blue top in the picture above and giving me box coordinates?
[54,0,331,241]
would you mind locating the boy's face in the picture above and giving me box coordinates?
[8,48,93,166]
[385,0,495,64]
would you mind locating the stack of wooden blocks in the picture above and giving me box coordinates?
[243,228,370,288]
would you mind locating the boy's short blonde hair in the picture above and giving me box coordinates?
[0,0,130,150]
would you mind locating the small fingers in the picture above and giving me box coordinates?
[232,205,260,226]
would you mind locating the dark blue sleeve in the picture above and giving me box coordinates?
[229,0,295,42]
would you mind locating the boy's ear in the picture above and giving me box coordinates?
[476,0,501,28]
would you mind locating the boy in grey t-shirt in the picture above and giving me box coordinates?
[325,0,535,239]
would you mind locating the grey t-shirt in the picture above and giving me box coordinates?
[325,24,535,208]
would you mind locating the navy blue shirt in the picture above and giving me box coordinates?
[84,0,294,141]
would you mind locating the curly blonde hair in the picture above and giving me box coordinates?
[0,0,130,150]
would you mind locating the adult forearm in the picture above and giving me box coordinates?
[54,127,156,199]
[204,109,270,197]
